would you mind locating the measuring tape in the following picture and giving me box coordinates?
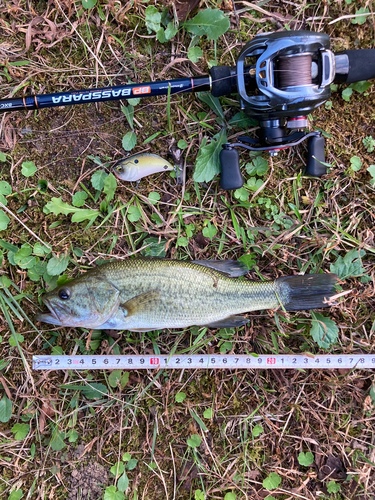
[32,354,375,370]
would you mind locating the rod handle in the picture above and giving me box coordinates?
[305,135,326,177]
[219,147,244,190]
[339,49,375,84]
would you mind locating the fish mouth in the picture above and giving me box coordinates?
[35,298,63,326]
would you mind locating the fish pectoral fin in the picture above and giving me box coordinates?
[121,290,161,317]
[192,259,250,277]
[203,315,249,329]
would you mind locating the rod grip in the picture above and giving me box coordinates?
[305,135,326,177]
[219,147,244,190]
[342,49,375,84]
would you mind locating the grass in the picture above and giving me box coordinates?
[0,1,374,499]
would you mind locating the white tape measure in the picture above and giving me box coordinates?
[32,354,375,370]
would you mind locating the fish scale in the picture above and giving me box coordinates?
[36,259,337,332]
[96,260,282,329]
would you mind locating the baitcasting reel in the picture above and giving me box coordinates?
[1,29,375,190]
[210,31,375,190]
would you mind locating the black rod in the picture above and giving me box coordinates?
[0,76,212,114]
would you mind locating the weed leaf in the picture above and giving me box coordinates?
[117,471,129,492]
[127,205,141,222]
[82,383,108,399]
[71,209,99,223]
[122,131,137,151]
[45,197,78,215]
[141,237,167,258]
[183,9,230,41]
[262,472,281,491]
[310,312,339,350]
[82,0,97,9]
[21,160,37,177]
[50,427,66,451]
[245,156,269,176]
[121,105,134,130]
[330,249,366,279]
[8,490,23,500]
[252,424,263,437]
[197,92,225,123]
[350,156,362,171]
[0,210,10,230]
[145,6,161,33]
[203,408,213,419]
[202,221,217,240]
[188,46,203,63]
[111,461,125,477]
[103,173,117,202]
[187,434,202,448]
[47,253,69,276]
[175,392,186,403]
[193,129,227,182]
[0,394,12,422]
[72,191,88,208]
[91,170,108,191]
[11,423,30,440]
[342,88,352,101]
[367,165,375,185]
[9,333,24,346]
[350,81,372,93]
[0,181,11,195]
[327,481,341,493]
[298,451,314,466]
[108,369,122,388]
[351,7,370,25]
[104,485,125,500]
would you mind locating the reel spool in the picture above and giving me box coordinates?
[220,31,335,190]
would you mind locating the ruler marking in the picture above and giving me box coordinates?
[32,354,375,370]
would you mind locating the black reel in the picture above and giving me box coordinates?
[219,31,335,190]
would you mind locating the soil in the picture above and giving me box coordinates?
[67,461,109,500]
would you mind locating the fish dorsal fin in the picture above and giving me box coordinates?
[192,259,249,277]
[120,290,161,317]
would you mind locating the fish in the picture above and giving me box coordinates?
[36,258,338,332]
[112,153,174,182]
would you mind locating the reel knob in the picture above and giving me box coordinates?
[305,135,326,177]
[219,146,244,191]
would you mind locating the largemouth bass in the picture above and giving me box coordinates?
[112,153,174,182]
[36,259,337,332]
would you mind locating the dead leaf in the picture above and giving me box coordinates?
[318,454,347,480]
[173,0,201,21]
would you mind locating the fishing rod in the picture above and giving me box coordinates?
[2,30,375,190]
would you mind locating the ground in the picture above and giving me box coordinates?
[0,1,374,500]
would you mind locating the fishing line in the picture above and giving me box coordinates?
[277,54,312,88]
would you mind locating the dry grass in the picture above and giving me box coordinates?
[0,1,374,499]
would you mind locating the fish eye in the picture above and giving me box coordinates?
[58,288,70,300]
[116,165,122,171]
[134,159,139,164]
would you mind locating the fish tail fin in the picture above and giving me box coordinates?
[277,273,338,311]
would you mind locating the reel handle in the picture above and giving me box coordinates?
[305,135,326,177]
[219,146,244,191]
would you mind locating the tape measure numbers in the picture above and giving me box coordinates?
[32,354,375,370]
